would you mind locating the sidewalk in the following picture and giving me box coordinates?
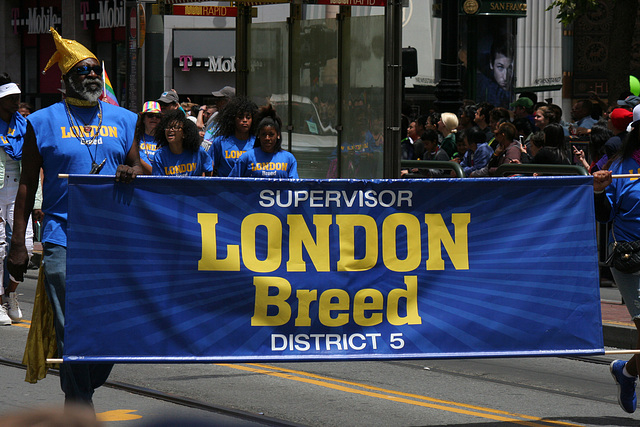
[600,277,638,349]
[602,298,637,350]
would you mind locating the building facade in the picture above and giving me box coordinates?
[2,1,634,178]
[1,0,128,109]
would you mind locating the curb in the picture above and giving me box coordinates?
[603,323,636,350]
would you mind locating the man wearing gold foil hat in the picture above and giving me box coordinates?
[7,28,142,409]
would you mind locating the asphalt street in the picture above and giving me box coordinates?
[0,269,285,426]
[2,270,640,426]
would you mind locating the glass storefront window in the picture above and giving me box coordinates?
[248,22,288,104]
[341,15,384,179]
[289,18,338,179]
[248,7,384,179]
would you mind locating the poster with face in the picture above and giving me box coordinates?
[475,17,516,108]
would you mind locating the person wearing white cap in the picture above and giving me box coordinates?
[627,104,640,133]
[0,72,39,326]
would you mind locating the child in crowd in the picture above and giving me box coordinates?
[230,104,298,178]
[152,109,213,177]
[452,132,468,162]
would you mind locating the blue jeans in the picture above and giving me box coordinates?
[42,243,113,406]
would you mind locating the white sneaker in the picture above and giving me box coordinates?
[0,304,11,326]
[6,292,22,322]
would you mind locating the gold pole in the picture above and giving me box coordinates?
[47,351,640,362]
[612,174,640,178]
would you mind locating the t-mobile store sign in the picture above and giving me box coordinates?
[173,29,235,95]
[176,56,236,73]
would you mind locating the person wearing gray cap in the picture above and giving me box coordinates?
[212,85,235,99]
[157,89,180,113]
[618,95,640,111]
[201,86,236,150]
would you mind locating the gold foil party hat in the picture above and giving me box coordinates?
[43,27,98,75]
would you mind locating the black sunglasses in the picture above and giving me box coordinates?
[73,65,103,76]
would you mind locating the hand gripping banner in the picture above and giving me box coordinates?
[65,176,603,362]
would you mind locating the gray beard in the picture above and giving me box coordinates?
[68,75,103,102]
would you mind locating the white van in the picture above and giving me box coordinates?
[268,94,338,179]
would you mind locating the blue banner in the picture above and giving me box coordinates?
[65,176,603,362]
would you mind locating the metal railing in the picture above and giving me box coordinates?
[400,160,465,178]
[495,164,589,176]
[401,162,589,179]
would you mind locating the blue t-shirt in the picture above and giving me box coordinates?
[576,116,598,130]
[152,146,213,176]
[229,148,298,178]
[605,157,640,242]
[27,101,137,247]
[0,111,27,160]
[139,133,158,165]
[208,134,256,177]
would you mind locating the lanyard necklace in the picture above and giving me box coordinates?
[64,99,104,172]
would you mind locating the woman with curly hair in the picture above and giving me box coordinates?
[152,109,213,176]
[209,96,258,176]
[230,104,298,178]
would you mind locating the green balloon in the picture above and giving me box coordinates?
[631,75,640,96]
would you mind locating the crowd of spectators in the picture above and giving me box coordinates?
[400,91,638,178]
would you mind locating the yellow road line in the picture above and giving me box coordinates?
[216,363,582,427]
[97,409,142,421]
[603,320,635,327]
[11,320,31,329]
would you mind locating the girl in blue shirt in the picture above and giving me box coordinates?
[230,104,298,179]
[208,97,258,176]
[152,109,213,177]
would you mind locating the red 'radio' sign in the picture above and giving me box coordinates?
[172,5,238,17]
